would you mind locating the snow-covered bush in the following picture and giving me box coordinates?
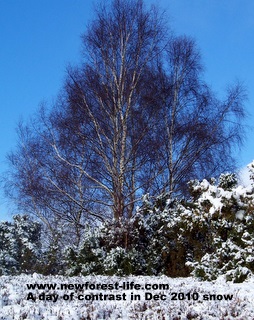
[64,194,207,277]
[65,162,254,282]
[218,172,238,190]
[4,163,253,282]
[0,214,42,275]
[38,234,65,275]
[64,220,146,276]
[186,168,254,282]
[248,160,254,183]
[65,225,105,276]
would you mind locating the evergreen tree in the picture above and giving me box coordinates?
[0,215,41,275]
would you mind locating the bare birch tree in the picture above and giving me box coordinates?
[55,0,166,219]
[4,0,246,239]
[156,36,246,195]
[6,0,166,226]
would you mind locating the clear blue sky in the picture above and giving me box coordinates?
[0,0,253,220]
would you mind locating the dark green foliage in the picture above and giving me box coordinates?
[38,239,63,275]
[0,215,41,275]
[64,194,212,277]
[218,173,238,190]
[64,164,254,282]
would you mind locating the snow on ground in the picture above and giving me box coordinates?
[0,274,254,319]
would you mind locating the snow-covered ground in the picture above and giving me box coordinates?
[0,274,254,319]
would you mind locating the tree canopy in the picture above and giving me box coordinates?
[4,0,246,244]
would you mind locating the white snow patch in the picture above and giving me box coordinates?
[0,274,254,319]
[238,165,252,187]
